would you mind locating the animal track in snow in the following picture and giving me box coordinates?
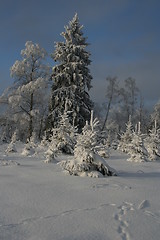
[114,202,134,240]
[138,199,150,209]
[0,203,116,230]
[137,200,160,223]
[92,181,131,191]
[114,200,160,240]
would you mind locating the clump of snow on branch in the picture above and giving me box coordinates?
[61,111,117,177]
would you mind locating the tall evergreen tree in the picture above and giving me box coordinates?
[49,13,93,131]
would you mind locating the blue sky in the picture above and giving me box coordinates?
[0,0,160,108]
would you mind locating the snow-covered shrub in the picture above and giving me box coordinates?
[145,123,160,161]
[5,131,18,153]
[29,132,38,148]
[44,110,77,162]
[5,142,17,153]
[50,111,77,154]
[40,131,49,147]
[44,136,58,163]
[11,131,18,143]
[118,117,133,153]
[95,144,110,158]
[21,135,37,156]
[21,143,35,156]
[61,152,117,177]
[61,111,117,177]
[95,131,110,158]
[56,110,77,154]
[127,125,148,162]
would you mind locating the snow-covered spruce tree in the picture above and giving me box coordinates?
[48,13,93,132]
[56,109,77,154]
[45,109,78,162]
[21,139,36,157]
[145,121,160,161]
[44,134,57,163]
[91,118,110,158]
[118,117,133,153]
[127,122,148,162]
[21,132,38,156]
[61,111,117,177]
[10,41,51,141]
[5,131,18,153]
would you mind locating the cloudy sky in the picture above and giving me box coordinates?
[0,0,160,108]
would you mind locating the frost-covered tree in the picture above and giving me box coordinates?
[99,77,140,135]
[50,110,77,154]
[145,121,160,161]
[49,13,93,131]
[21,133,37,156]
[5,130,19,153]
[127,122,148,162]
[9,41,51,140]
[102,76,119,131]
[61,111,117,177]
[151,101,160,128]
[44,137,57,163]
[118,117,133,153]
[119,78,139,121]
[44,110,77,162]
[134,94,150,133]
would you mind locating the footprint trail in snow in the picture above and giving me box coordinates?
[113,202,135,240]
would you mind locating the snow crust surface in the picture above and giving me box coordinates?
[0,143,160,240]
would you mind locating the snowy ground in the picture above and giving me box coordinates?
[0,143,160,240]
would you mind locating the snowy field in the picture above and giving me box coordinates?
[0,142,160,240]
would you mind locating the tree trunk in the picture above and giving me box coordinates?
[29,93,33,140]
[101,98,112,131]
